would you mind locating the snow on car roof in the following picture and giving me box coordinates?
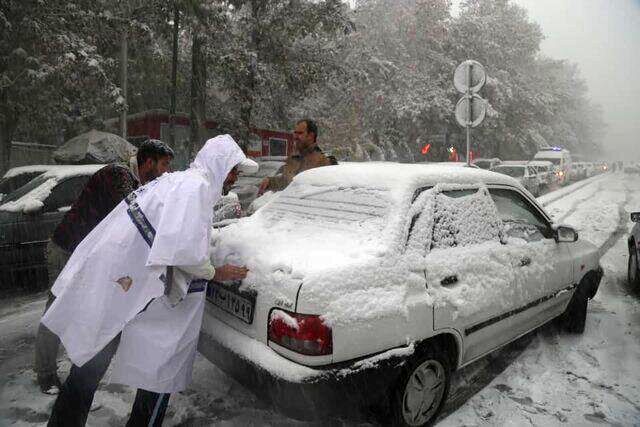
[0,164,103,213]
[2,164,62,179]
[293,162,522,196]
[39,164,104,180]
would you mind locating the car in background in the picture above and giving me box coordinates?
[491,163,540,196]
[199,163,602,425]
[597,162,609,173]
[624,162,640,174]
[570,162,587,181]
[629,212,640,289]
[231,159,285,212]
[527,160,554,187]
[212,193,243,228]
[0,165,62,203]
[534,147,572,185]
[472,158,501,170]
[0,165,103,293]
[584,162,597,177]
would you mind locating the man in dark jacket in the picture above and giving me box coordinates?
[34,139,174,394]
[258,119,332,194]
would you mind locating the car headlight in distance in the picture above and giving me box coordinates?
[268,309,333,356]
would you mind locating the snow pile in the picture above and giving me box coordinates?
[246,190,277,214]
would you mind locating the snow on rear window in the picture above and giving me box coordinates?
[262,182,389,231]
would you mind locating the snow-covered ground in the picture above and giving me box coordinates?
[1,172,639,426]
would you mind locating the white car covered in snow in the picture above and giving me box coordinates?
[198,163,602,425]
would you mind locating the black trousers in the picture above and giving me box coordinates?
[48,335,170,427]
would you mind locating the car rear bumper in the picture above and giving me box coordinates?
[197,314,408,421]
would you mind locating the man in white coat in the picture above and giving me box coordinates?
[41,135,257,426]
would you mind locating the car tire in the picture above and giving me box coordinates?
[389,346,451,427]
[628,243,640,288]
[563,281,589,334]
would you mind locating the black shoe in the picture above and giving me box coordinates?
[38,373,62,395]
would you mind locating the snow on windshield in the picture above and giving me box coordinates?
[0,175,55,213]
[0,165,102,213]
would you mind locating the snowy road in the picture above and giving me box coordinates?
[1,172,639,426]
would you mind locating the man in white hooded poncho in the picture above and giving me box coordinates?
[41,135,257,426]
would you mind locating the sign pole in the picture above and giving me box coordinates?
[454,60,487,166]
[466,63,472,165]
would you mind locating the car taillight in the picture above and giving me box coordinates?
[268,309,333,356]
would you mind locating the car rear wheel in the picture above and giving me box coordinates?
[390,347,450,426]
[628,244,639,288]
[563,282,589,333]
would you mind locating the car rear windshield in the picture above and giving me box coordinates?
[493,166,524,177]
[0,172,42,195]
[261,183,390,232]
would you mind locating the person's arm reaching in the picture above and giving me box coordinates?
[179,262,248,282]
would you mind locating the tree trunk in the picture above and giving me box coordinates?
[0,86,16,174]
[238,0,262,152]
[189,32,206,160]
[119,0,130,140]
[169,3,180,149]
[0,117,16,175]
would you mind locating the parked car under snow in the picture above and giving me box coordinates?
[0,165,103,292]
[198,163,603,425]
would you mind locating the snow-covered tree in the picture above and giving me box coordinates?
[0,0,124,173]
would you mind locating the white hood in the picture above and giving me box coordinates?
[147,134,250,267]
[190,134,252,200]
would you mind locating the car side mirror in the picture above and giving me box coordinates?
[631,212,640,223]
[555,225,578,243]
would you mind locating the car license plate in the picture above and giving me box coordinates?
[206,281,256,324]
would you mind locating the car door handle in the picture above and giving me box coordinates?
[441,275,458,286]
[520,257,531,267]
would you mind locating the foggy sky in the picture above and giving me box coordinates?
[455,0,640,160]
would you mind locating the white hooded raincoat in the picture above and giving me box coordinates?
[42,135,250,393]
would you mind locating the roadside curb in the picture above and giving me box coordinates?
[538,173,608,207]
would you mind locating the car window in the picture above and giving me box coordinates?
[430,188,503,250]
[488,188,552,241]
[0,172,42,195]
[0,175,49,204]
[43,176,91,212]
